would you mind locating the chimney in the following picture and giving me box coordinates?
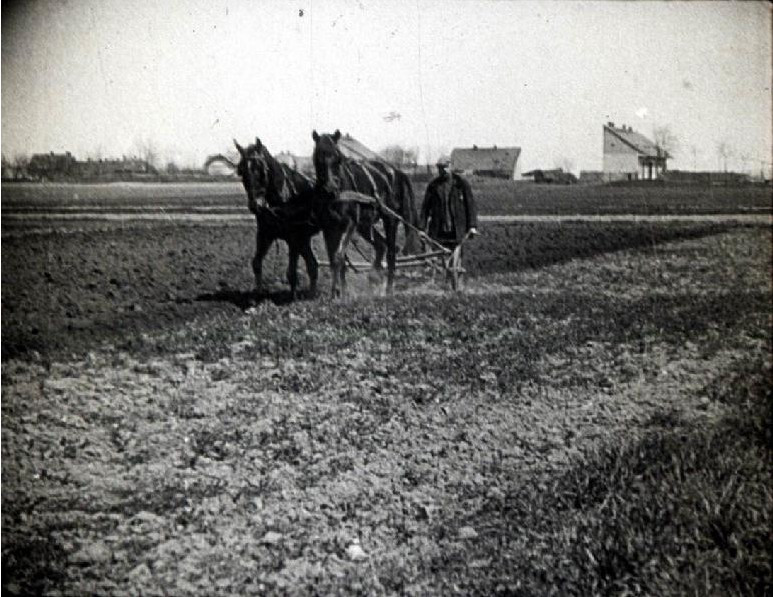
[607,121,614,128]
[473,144,478,150]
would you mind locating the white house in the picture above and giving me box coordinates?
[603,122,668,181]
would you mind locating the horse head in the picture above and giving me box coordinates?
[311,129,344,193]
[234,137,282,213]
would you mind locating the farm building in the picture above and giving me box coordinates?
[451,145,521,179]
[204,154,239,177]
[82,156,152,177]
[450,146,521,179]
[603,122,668,181]
[27,152,78,180]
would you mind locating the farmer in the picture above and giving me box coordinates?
[421,158,478,249]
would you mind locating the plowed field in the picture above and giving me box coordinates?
[2,182,771,595]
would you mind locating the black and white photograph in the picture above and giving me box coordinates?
[2,0,771,594]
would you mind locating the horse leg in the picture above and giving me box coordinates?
[337,218,357,299]
[384,216,398,294]
[252,224,273,297]
[371,227,387,271]
[323,226,344,298]
[299,238,319,296]
[287,241,300,300]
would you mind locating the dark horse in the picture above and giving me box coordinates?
[233,138,319,299]
[311,129,420,297]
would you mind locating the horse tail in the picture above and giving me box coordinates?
[397,170,421,254]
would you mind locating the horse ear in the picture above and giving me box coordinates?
[312,130,320,142]
[333,129,342,143]
[255,137,262,150]
[233,139,245,156]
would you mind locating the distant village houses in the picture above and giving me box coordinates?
[19,151,157,181]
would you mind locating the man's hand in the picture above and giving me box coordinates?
[468,227,478,237]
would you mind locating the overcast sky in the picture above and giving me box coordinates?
[2,0,771,173]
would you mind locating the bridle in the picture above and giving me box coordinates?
[237,148,271,213]
[236,142,307,218]
[314,135,348,193]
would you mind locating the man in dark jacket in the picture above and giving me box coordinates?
[421,159,478,248]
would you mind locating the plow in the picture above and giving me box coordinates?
[316,190,473,290]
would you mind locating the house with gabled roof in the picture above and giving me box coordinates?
[603,122,668,181]
[450,146,521,179]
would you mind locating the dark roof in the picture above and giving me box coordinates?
[604,125,660,157]
[522,168,577,184]
[450,146,520,173]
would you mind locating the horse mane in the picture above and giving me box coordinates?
[279,163,313,190]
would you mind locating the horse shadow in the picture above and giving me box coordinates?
[194,287,316,310]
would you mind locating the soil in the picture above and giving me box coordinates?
[2,180,771,594]
[2,217,736,362]
[1,221,769,595]
[2,222,266,360]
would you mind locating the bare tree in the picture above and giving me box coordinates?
[716,141,733,173]
[653,125,679,159]
[134,137,159,171]
[689,145,699,171]
[12,153,30,179]
[737,152,751,175]
[1,154,13,180]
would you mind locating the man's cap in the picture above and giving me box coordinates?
[436,158,451,168]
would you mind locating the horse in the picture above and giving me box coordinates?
[311,129,420,297]
[232,137,320,300]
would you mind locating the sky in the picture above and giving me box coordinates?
[2,0,771,174]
